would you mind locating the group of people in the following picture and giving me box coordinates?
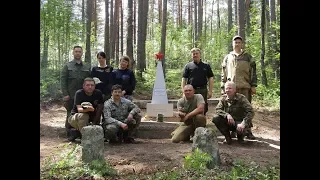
[61,34,257,145]
[61,46,139,143]
[175,35,257,144]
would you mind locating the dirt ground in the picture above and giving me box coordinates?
[40,102,280,176]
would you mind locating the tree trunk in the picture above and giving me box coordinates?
[217,0,221,58]
[237,0,245,44]
[190,0,193,44]
[210,0,214,37]
[265,0,271,67]
[41,32,49,68]
[188,0,191,25]
[82,0,85,41]
[41,12,49,68]
[245,0,251,37]
[260,0,268,86]
[172,0,175,26]
[136,0,149,77]
[85,0,93,65]
[120,0,124,56]
[178,0,182,27]
[110,0,115,61]
[198,0,203,43]
[158,0,162,23]
[127,0,134,70]
[133,0,137,46]
[193,0,198,46]
[150,0,155,38]
[228,0,233,51]
[160,0,167,78]
[104,0,110,65]
[58,35,61,67]
[217,0,220,30]
[93,0,97,39]
[114,0,120,65]
[204,0,207,54]
[269,0,280,80]
[234,0,237,29]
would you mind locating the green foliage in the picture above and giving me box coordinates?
[146,159,280,180]
[153,170,182,180]
[40,144,117,179]
[40,68,62,101]
[184,148,213,174]
[88,159,117,177]
[40,144,279,180]
[254,80,280,110]
[216,160,280,180]
[41,0,280,110]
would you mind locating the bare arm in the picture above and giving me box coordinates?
[181,78,187,93]
[185,103,204,119]
[76,105,94,113]
[208,77,214,98]
[185,95,205,119]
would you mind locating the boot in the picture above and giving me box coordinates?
[246,128,256,140]
[67,128,80,142]
[221,131,232,145]
[225,136,232,145]
[237,132,244,143]
[230,131,237,138]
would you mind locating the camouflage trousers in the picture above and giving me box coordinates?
[212,115,249,138]
[68,113,90,131]
[171,114,207,143]
[236,88,253,129]
[64,99,74,129]
[194,88,208,115]
[103,114,141,141]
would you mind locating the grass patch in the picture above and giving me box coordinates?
[40,143,117,180]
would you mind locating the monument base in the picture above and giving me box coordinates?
[146,103,173,117]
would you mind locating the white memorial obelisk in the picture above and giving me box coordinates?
[146,58,173,117]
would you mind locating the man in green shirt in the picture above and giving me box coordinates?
[60,46,91,139]
[171,84,207,143]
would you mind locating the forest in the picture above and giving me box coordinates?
[40,1,280,179]
[40,0,280,108]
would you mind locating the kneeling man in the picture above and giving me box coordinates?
[103,84,141,143]
[67,77,104,141]
[171,84,207,143]
[212,81,254,144]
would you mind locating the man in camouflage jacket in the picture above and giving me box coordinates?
[102,84,141,144]
[213,81,254,145]
[220,35,257,140]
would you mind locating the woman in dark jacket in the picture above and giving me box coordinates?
[111,55,136,101]
[91,51,114,101]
